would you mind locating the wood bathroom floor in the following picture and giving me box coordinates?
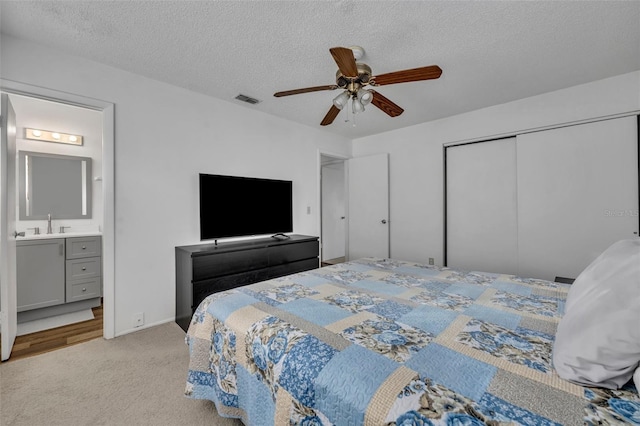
[2,304,103,362]
[321,256,346,267]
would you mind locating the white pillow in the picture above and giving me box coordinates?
[553,238,640,389]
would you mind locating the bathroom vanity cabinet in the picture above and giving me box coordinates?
[17,238,66,311]
[17,235,102,322]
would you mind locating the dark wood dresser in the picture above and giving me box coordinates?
[175,234,319,331]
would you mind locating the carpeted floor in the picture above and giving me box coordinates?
[0,322,243,426]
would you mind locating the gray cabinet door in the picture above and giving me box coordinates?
[17,239,66,312]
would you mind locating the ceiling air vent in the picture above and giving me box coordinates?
[235,94,261,105]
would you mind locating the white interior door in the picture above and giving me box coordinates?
[321,162,346,261]
[347,153,389,260]
[1,93,18,361]
[517,116,639,280]
[446,138,519,274]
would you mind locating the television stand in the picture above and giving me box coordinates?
[175,234,319,332]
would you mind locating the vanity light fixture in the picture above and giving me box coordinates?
[25,128,83,146]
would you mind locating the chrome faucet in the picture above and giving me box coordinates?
[47,213,53,234]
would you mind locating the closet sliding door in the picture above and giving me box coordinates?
[516,116,639,281]
[446,116,638,281]
[446,138,519,275]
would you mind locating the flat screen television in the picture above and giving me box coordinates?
[199,173,293,240]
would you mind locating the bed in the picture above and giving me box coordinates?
[184,256,640,425]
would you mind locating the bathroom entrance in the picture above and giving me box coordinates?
[1,82,114,361]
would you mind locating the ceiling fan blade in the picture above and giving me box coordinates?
[373,65,442,86]
[320,105,341,126]
[330,47,358,78]
[370,90,404,117]
[274,85,338,97]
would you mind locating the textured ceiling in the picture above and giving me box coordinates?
[1,1,639,139]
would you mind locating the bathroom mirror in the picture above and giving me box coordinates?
[18,151,92,220]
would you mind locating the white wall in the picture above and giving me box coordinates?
[10,94,103,234]
[352,71,640,265]
[1,35,350,335]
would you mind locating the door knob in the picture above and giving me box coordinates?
[381,219,387,224]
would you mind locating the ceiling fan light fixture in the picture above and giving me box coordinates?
[332,91,350,110]
[352,97,365,114]
[357,89,373,106]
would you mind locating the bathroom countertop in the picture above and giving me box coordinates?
[18,231,102,241]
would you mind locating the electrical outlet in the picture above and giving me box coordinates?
[307,206,311,214]
[133,312,144,328]
[428,258,434,265]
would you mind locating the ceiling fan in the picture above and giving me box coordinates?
[274,46,442,126]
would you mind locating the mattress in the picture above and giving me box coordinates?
[185,258,640,425]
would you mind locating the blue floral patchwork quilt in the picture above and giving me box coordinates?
[185,258,640,425]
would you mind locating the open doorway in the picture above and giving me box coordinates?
[320,153,347,266]
[4,94,103,359]
[1,80,114,361]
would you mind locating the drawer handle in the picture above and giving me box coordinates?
[82,288,87,292]
[82,267,86,271]
[82,246,86,250]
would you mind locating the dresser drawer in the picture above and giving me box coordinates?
[268,240,319,265]
[66,277,101,302]
[66,236,102,259]
[192,247,270,281]
[66,257,101,280]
